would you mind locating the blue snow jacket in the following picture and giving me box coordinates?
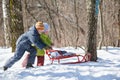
[4,26,47,68]
[16,26,47,50]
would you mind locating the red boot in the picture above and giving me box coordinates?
[37,56,44,66]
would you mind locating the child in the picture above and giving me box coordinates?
[22,23,53,67]
[36,31,53,66]
[4,21,50,71]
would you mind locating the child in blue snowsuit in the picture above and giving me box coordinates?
[3,21,51,71]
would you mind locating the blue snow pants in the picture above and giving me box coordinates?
[4,43,36,68]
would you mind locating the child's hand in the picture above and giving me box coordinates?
[51,43,54,46]
[45,46,52,50]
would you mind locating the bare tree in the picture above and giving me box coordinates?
[117,0,120,47]
[9,0,24,52]
[98,0,104,49]
[1,0,119,48]
[21,0,28,32]
[86,0,99,61]
[2,0,10,47]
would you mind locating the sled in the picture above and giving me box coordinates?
[46,50,91,64]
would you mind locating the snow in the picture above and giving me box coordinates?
[0,46,120,80]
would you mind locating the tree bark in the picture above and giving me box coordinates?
[2,0,10,47]
[86,0,98,61]
[9,0,24,52]
[21,0,28,32]
[117,0,120,47]
[98,0,104,49]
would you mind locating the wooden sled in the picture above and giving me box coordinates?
[46,50,91,64]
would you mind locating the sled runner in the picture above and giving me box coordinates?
[46,50,91,64]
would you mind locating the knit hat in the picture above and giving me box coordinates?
[43,23,50,32]
[35,21,44,31]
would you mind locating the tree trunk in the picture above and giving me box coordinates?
[117,0,120,47]
[9,0,24,52]
[86,0,98,61]
[98,0,104,49]
[21,0,28,32]
[2,0,10,47]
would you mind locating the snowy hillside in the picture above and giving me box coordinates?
[0,47,120,80]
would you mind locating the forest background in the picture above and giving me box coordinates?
[0,0,120,51]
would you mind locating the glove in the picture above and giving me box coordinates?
[51,43,54,46]
[45,46,52,50]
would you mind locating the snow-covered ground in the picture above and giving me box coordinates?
[0,46,120,80]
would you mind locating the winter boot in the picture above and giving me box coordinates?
[37,56,44,66]
[3,66,8,71]
[26,63,34,68]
